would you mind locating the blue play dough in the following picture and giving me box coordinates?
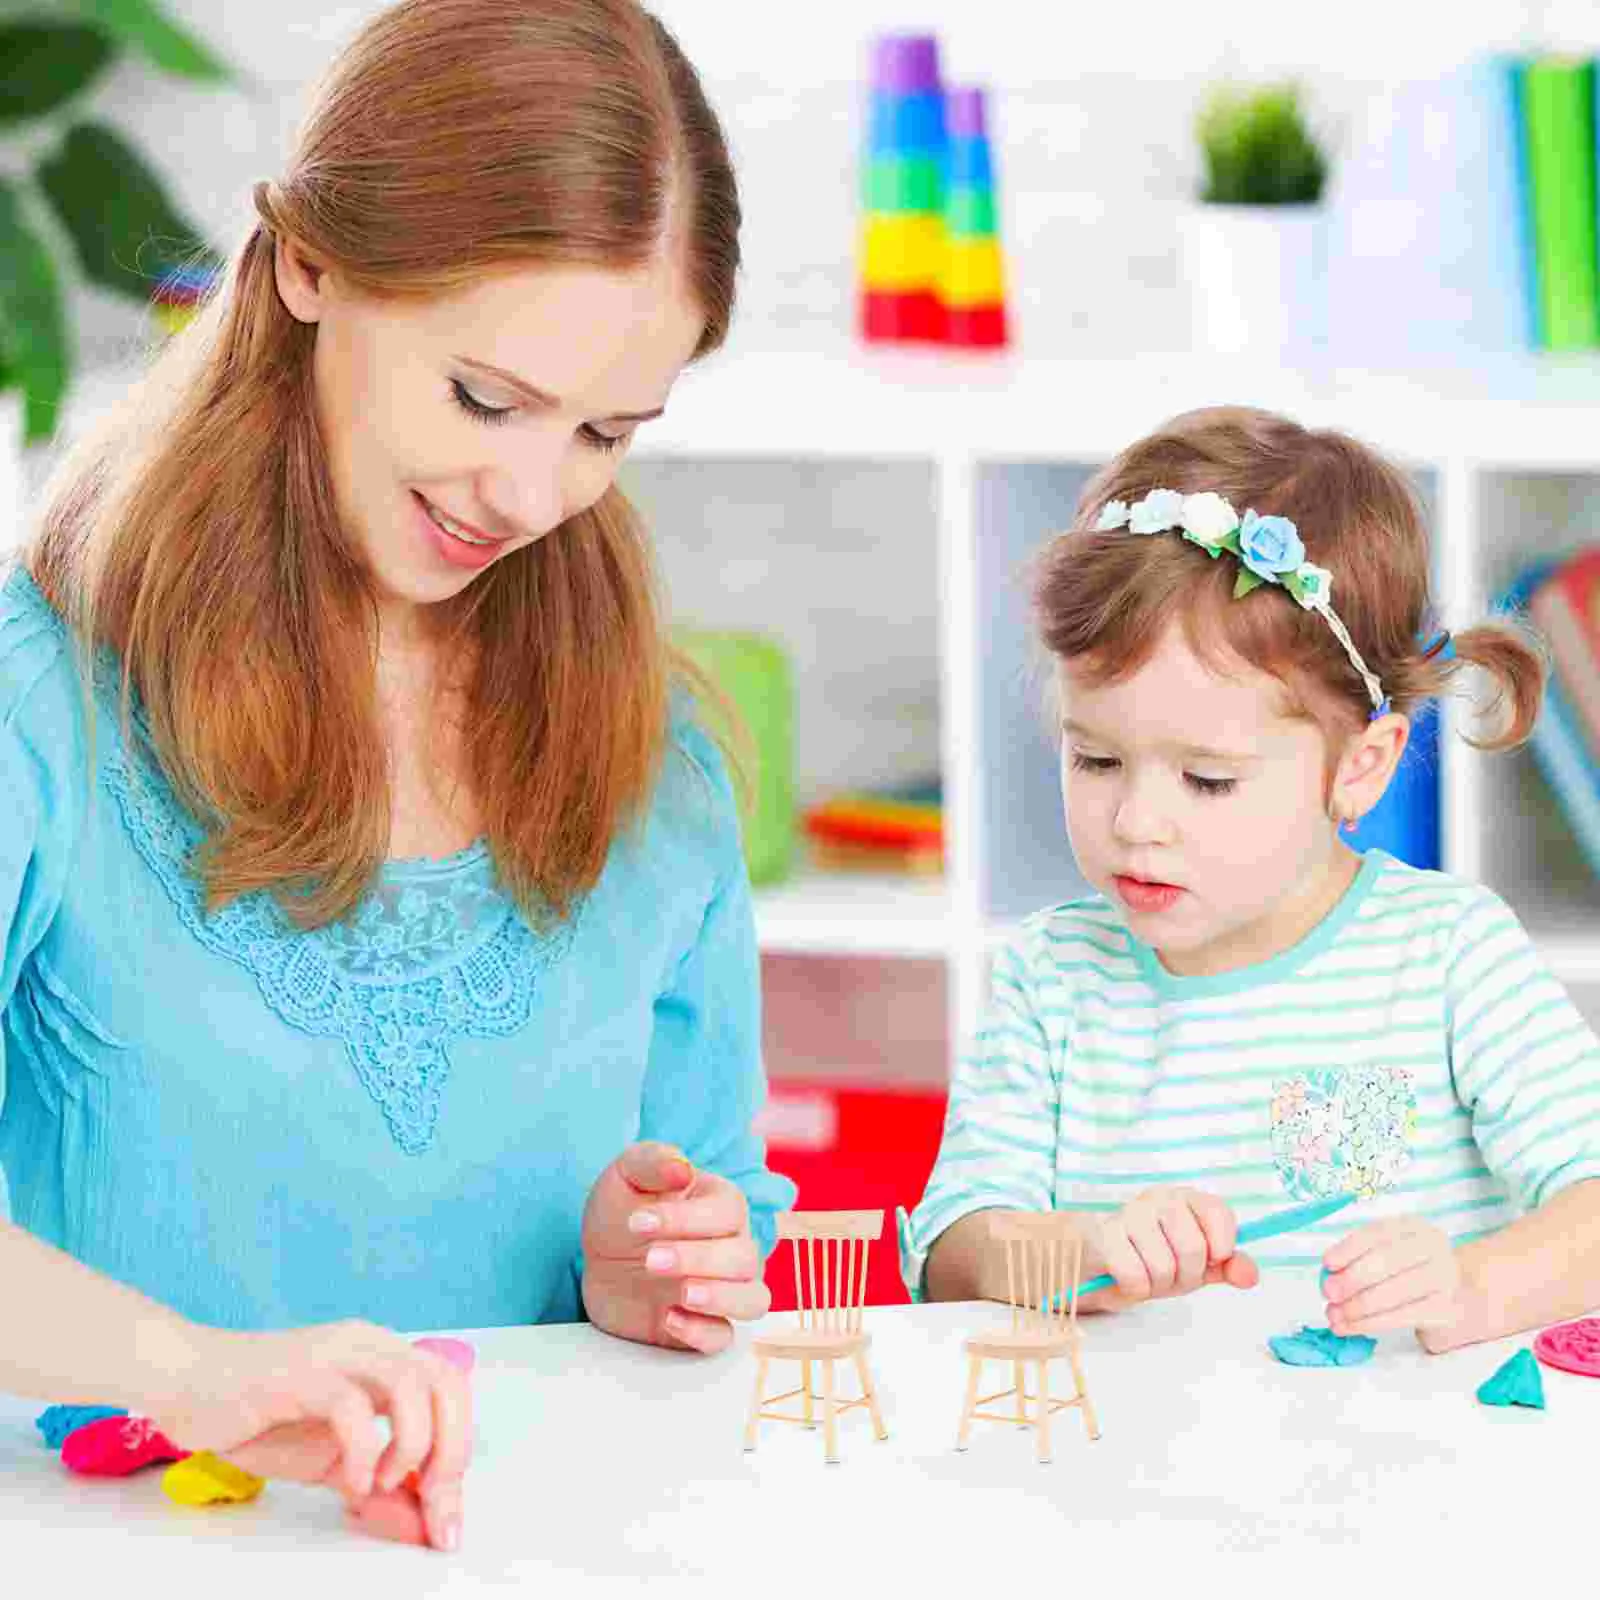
[1476,1348,1545,1409]
[1269,1325,1377,1367]
[35,1404,127,1451]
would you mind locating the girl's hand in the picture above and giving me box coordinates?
[1322,1216,1462,1338]
[145,1319,471,1552]
[1089,1186,1260,1307]
[581,1141,770,1354]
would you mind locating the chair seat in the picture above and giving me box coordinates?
[751,1327,871,1360]
[964,1327,1081,1360]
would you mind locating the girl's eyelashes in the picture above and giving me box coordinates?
[1070,751,1120,776]
[1068,749,1238,797]
[449,379,630,453]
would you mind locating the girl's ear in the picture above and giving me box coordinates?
[1330,711,1410,829]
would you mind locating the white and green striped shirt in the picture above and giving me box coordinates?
[899,850,1600,1298]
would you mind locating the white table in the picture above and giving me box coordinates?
[3,1276,1594,1597]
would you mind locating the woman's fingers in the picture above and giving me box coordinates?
[371,1364,434,1493]
[641,1235,761,1283]
[323,1380,382,1500]
[658,1307,736,1354]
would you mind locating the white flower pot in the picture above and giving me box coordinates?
[0,390,23,558]
[1177,203,1329,361]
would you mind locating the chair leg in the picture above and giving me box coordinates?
[1036,1360,1053,1464]
[1069,1339,1100,1440]
[853,1349,888,1441]
[956,1355,982,1452]
[802,1359,815,1428]
[1014,1360,1027,1424]
[743,1355,769,1452]
[822,1358,839,1463]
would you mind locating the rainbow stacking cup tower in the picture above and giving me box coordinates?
[940,86,1008,348]
[859,33,948,343]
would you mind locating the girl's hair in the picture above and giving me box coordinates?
[1033,406,1546,755]
[27,0,739,929]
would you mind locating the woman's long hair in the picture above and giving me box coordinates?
[27,0,740,928]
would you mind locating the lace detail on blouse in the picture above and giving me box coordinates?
[102,727,578,1156]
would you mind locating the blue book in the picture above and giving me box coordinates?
[1349,701,1440,868]
[1502,55,1544,348]
[1535,677,1600,877]
[1502,564,1600,878]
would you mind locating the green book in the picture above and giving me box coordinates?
[1522,57,1600,349]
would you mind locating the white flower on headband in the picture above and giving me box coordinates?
[1128,488,1185,534]
[1094,499,1130,531]
[1290,562,1333,611]
[1179,492,1238,548]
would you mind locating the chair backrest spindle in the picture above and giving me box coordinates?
[775,1210,885,1331]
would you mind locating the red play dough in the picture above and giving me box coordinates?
[62,1414,188,1477]
[1533,1315,1600,1378]
[347,1482,430,1547]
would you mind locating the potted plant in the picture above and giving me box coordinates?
[1,1,231,536]
[1177,83,1330,360]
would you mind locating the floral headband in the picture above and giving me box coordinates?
[1094,488,1390,718]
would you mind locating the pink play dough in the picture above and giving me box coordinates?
[412,1336,475,1374]
[1533,1315,1600,1378]
[62,1414,188,1477]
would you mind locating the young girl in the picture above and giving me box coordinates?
[902,405,1600,1352]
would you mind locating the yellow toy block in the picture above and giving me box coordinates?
[860,213,945,292]
[940,236,1006,308]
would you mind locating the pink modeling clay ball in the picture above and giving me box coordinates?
[1533,1315,1600,1378]
[62,1414,188,1477]
[413,1336,475,1374]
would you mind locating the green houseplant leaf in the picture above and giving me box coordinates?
[71,0,230,82]
[0,22,115,127]
[0,178,70,444]
[36,119,217,300]
[1197,84,1328,205]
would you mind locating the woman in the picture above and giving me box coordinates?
[0,0,792,1553]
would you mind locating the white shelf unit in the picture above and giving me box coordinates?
[32,348,1600,1066]
[625,345,1600,1053]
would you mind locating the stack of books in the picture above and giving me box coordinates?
[1520,549,1600,875]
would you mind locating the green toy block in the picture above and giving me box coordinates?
[944,184,997,238]
[1476,1348,1545,1409]
[863,154,944,214]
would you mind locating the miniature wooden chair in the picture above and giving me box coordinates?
[743,1210,889,1463]
[955,1211,1100,1462]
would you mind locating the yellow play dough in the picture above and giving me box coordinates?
[161,1451,266,1506]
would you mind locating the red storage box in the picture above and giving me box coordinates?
[755,1080,947,1310]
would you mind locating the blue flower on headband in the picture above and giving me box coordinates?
[1237,511,1305,581]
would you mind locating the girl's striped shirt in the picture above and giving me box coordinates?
[899,849,1600,1297]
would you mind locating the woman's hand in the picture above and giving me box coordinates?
[1323,1215,1462,1340]
[581,1141,770,1354]
[1087,1186,1260,1308]
[146,1319,471,1551]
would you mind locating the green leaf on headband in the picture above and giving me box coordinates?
[1233,568,1266,598]
[1281,570,1308,604]
[1219,527,1243,556]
